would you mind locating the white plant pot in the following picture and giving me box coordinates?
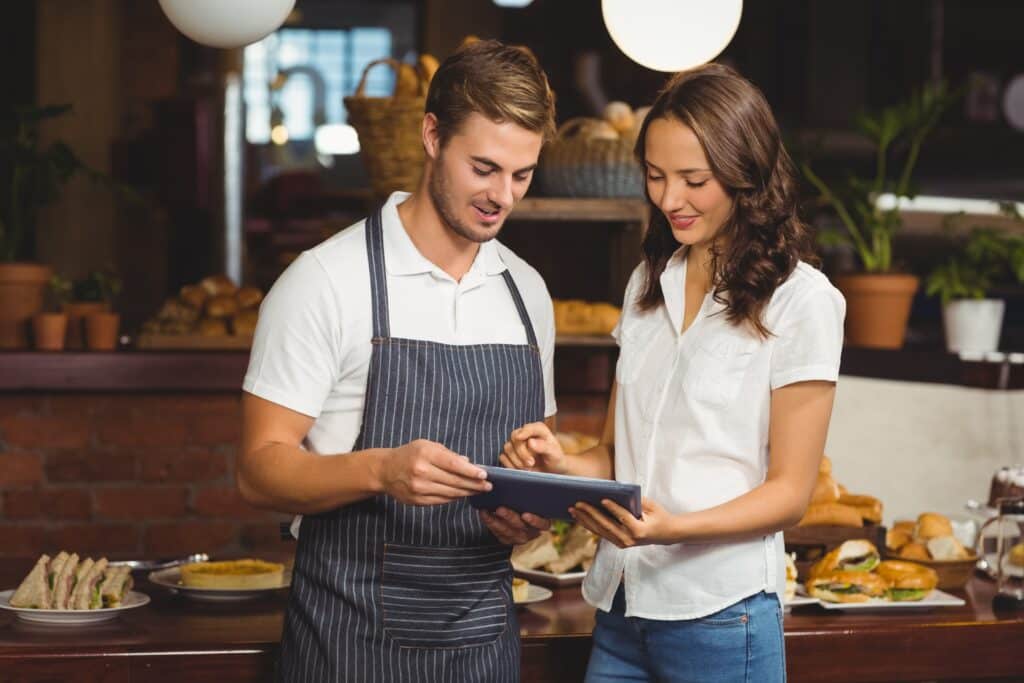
[942,299,1005,353]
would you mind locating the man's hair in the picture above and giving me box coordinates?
[425,39,556,147]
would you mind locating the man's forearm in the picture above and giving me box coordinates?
[237,444,389,515]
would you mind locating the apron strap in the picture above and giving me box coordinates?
[501,270,539,348]
[365,206,391,339]
[366,203,539,348]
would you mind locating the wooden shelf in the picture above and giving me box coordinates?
[555,334,617,348]
[511,197,648,223]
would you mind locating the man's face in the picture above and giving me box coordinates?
[427,112,544,244]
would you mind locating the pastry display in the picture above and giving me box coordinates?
[884,512,973,562]
[987,466,1024,508]
[141,274,263,342]
[553,299,621,336]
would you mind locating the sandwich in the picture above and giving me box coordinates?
[808,539,880,579]
[875,560,937,602]
[807,569,889,603]
[51,553,80,609]
[99,565,134,608]
[511,531,560,571]
[71,558,108,610]
[8,554,52,609]
[784,553,798,602]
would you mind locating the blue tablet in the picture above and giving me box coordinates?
[469,466,642,522]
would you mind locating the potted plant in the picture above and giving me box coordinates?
[925,208,1024,353]
[803,82,960,348]
[0,104,111,349]
[31,274,72,351]
[79,269,122,351]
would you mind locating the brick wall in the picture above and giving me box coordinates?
[0,388,608,560]
[0,393,291,560]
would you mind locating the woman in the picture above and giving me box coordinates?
[503,63,845,682]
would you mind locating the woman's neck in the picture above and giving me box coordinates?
[685,242,715,292]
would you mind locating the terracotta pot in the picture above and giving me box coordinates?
[834,273,920,349]
[0,263,53,349]
[32,312,69,351]
[63,301,110,349]
[85,312,121,351]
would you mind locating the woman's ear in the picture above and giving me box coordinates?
[422,112,441,160]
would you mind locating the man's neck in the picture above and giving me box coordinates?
[396,189,480,282]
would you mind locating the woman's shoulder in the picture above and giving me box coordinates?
[768,262,844,317]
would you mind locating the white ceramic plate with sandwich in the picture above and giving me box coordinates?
[149,558,290,602]
[815,588,965,612]
[1,551,145,624]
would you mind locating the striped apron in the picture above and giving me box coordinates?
[278,207,545,682]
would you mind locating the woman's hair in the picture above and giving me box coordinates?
[426,40,557,148]
[634,62,817,338]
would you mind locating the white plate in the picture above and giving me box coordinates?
[513,567,586,587]
[514,584,553,606]
[816,588,965,612]
[148,567,290,602]
[0,589,150,625]
[785,595,819,608]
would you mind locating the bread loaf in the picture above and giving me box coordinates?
[797,502,863,528]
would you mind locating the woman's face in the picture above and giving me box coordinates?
[644,116,733,249]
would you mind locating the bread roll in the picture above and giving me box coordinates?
[810,473,841,505]
[393,63,420,97]
[200,274,237,297]
[886,528,913,552]
[235,286,264,309]
[892,520,916,535]
[197,317,228,337]
[838,493,883,524]
[797,502,863,528]
[232,309,259,336]
[179,284,207,310]
[914,512,953,543]
[206,295,239,319]
[1010,542,1024,568]
[926,535,969,560]
[898,542,931,561]
[603,101,635,136]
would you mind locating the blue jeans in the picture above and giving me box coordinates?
[585,586,786,683]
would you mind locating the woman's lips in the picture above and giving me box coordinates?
[669,214,698,229]
[473,205,501,224]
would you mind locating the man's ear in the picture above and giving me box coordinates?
[422,112,441,160]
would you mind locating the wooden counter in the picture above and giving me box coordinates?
[1,559,1022,683]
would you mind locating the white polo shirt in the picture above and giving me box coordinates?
[243,191,557,463]
[582,250,845,620]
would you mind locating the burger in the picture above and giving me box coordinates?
[808,539,880,579]
[874,560,938,602]
[807,569,889,603]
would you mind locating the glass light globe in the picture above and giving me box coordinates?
[158,0,296,49]
[602,0,743,72]
[493,0,534,7]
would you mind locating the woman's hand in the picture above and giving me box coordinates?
[500,422,569,475]
[570,497,681,548]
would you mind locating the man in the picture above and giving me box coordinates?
[238,40,558,682]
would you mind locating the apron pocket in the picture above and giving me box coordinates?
[381,544,510,649]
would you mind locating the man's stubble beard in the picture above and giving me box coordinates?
[427,154,501,245]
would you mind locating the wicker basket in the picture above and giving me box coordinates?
[344,58,426,200]
[537,118,643,198]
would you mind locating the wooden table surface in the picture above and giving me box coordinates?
[1,559,1023,683]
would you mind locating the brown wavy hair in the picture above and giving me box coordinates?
[634,63,817,338]
[426,40,557,148]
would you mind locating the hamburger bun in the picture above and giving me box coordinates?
[797,502,863,528]
[875,560,937,601]
[914,512,954,543]
[810,472,841,505]
[807,570,889,603]
[892,520,916,535]
[898,542,931,561]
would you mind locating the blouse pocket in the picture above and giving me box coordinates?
[683,334,757,407]
[381,544,510,649]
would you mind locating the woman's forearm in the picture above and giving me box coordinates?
[562,444,615,480]
[669,478,808,544]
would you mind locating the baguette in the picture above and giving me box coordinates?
[838,493,883,524]
[810,473,841,505]
[797,502,863,528]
